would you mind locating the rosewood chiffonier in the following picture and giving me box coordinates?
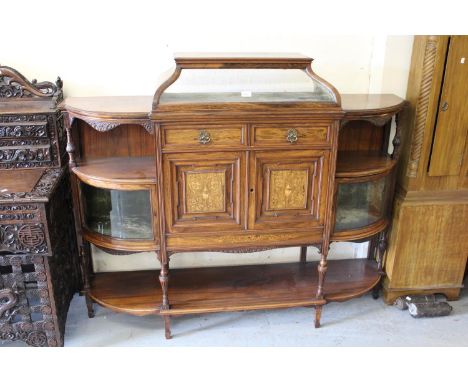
[62,54,406,339]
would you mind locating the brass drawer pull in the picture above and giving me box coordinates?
[198,130,211,144]
[286,128,298,143]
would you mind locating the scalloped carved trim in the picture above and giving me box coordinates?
[0,66,62,100]
[341,114,393,128]
[220,246,280,253]
[83,119,121,132]
[81,117,154,134]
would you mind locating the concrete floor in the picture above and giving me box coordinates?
[3,287,468,347]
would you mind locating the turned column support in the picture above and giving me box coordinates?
[300,246,307,263]
[63,112,77,168]
[159,258,170,311]
[376,230,387,275]
[80,241,95,318]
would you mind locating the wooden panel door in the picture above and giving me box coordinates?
[429,36,468,176]
[249,150,330,230]
[163,151,246,233]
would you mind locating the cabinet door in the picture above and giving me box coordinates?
[249,150,330,230]
[428,36,468,176]
[163,151,246,233]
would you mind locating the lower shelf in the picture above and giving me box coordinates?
[89,259,380,316]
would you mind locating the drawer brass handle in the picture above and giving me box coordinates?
[286,128,298,143]
[198,130,211,144]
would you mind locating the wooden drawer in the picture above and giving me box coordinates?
[163,124,245,150]
[0,113,64,169]
[252,122,331,147]
[162,124,245,149]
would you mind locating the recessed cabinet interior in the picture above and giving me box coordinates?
[80,183,154,240]
[61,54,406,339]
[335,175,391,232]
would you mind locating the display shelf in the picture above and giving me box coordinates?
[61,94,405,121]
[72,156,157,185]
[82,228,159,252]
[63,96,152,120]
[341,94,406,117]
[336,151,396,178]
[332,218,389,241]
[89,259,380,316]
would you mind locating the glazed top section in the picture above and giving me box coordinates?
[60,54,405,122]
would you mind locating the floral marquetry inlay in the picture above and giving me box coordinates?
[185,171,226,213]
[269,169,309,210]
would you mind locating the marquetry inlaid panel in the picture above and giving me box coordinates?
[185,171,226,213]
[250,149,329,231]
[163,151,245,233]
[269,169,308,210]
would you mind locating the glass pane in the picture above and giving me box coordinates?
[160,69,336,104]
[80,183,153,240]
[335,176,390,231]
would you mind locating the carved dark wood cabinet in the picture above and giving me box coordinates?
[62,54,406,339]
[0,66,79,347]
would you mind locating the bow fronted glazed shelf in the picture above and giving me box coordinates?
[61,54,406,338]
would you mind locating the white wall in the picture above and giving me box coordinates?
[1,2,414,271]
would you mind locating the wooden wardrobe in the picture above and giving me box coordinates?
[384,36,468,303]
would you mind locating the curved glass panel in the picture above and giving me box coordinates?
[161,69,336,104]
[80,183,153,240]
[335,176,390,232]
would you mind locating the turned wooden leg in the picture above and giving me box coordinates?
[376,230,387,274]
[372,287,380,300]
[163,316,172,339]
[314,305,323,328]
[80,241,95,318]
[85,294,95,318]
[367,235,378,260]
[300,246,308,263]
[159,261,170,310]
[316,246,329,299]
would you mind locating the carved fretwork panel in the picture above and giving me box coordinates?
[185,171,226,213]
[0,174,78,347]
[250,150,329,230]
[0,255,57,346]
[163,151,245,233]
[0,66,62,100]
[0,223,49,255]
